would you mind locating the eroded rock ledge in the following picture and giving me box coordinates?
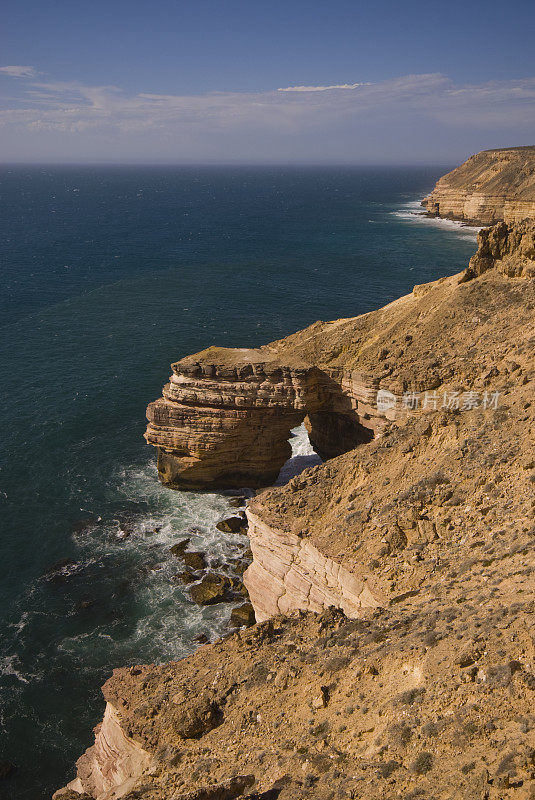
[422,145,535,225]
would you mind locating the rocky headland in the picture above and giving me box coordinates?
[56,193,535,798]
[422,146,535,225]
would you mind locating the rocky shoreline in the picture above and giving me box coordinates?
[55,155,535,800]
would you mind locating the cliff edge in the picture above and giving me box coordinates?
[422,146,535,225]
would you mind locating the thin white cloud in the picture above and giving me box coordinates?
[0,65,37,78]
[278,82,369,92]
[0,70,533,149]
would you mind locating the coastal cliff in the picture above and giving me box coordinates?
[57,220,535,800]
[422,146,535,225]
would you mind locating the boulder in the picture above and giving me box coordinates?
[172,570,197,585]
[216,516,247,535]
[190,574,232,605]
[169,539,191,558]
[230,603,256,628]
[183,551,207,571]
[228,576,249,598]
[229,496,248,508]
[233,559,251,576]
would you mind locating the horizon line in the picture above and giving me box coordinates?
[0,159,459,168]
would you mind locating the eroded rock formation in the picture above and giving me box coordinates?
[145,350,375,490]
[146,221,535,494]
[422,145,535,224]
[467,219,535,278]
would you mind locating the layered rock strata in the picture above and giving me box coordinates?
[422,145,535,224]
[244,508,384,622]
[56,702,152,799]
[145,351,376,490]
[60,221,535,799]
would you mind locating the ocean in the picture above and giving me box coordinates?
[0,165,479,799]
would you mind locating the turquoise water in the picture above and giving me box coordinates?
[0,166,478,798]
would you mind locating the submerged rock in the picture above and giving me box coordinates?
[77,598,96,611]
[216,516,247,534]
[183,551,207,571]
[0,762,15,780]
[44,559,81,585]
[190,574,232,605]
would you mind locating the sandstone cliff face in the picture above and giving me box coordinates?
[55,702,153,800]
[244,508,384,623]
[422,146,535,224]
[59,223,535,800]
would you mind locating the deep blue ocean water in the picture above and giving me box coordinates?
[0,166,479,799]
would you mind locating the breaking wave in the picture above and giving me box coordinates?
[392,199,482,241]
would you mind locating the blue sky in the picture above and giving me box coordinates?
[1,0,534,163]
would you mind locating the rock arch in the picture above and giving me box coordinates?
[145,346,374,490]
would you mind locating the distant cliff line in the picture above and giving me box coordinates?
[422,145,535,225]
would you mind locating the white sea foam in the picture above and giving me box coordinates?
[275,422,322,486]
[64,424,321,663]
[392,199,482,241]
[67,460,251,661]
[0,655,29,684]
